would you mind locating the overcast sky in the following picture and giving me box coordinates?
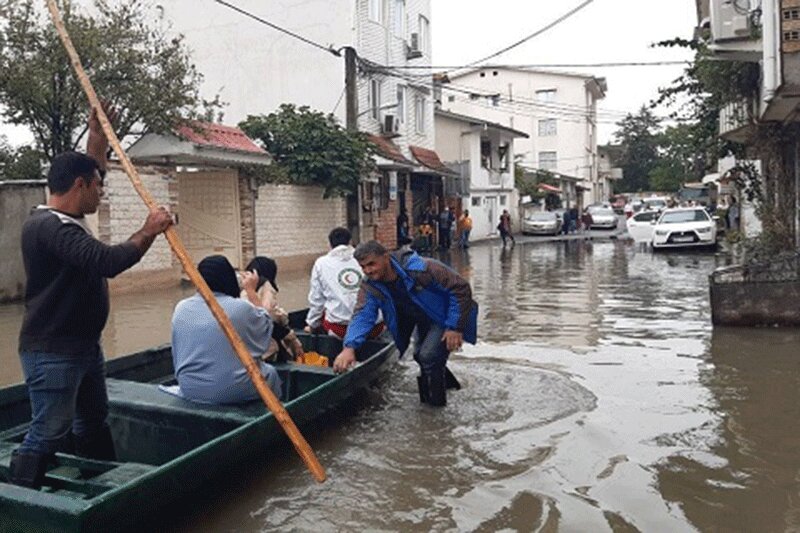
[432,0,698,144]
[2,0,698,148]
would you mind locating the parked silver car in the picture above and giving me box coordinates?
[587,207,618,229]
[522,211,562,235]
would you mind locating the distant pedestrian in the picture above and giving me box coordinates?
[727,197,740,231]
[498,209,515,246]
[569,207,579,234]
[458,209,473,248]
[396,208,410,247]
[438,207,455,249]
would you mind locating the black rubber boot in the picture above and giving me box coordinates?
[426,368,447,407]
[8,450,50,489]
[74,425,117,461]
[444,367,461,390]
[417,375,429,404]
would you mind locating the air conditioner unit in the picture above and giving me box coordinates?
[382,113,400,135]
[406,32,423,59]
[710,0,753,41]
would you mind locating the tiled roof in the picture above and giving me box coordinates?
[368,135,414,165]
[409,145,456,175]
[176,121,267,155]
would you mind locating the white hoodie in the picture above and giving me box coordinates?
[306,245,364,328]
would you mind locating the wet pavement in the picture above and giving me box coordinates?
[2,238,800,532]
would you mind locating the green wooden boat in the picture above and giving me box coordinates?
[0,327,395,532]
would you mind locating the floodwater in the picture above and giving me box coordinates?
[2,239,800,532]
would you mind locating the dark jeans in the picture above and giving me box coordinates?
[459,229,471,248]
[439,228,452,249]
[396,315,449,373]
[17,347,110,456]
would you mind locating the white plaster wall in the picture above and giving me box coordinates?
[104,167,173,272]
[255,184,347,258]
[441,68,603,201]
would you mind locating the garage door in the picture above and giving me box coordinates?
[177,170,242,268]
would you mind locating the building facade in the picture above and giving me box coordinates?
[438,68,607,207]
[435,109,528,240]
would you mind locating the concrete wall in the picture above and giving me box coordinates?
[0,181,46,302]
[711,281,800,326]
[255,183,347,260]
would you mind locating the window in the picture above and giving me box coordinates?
[491,95,500,107]
[396,85,406,123]
[370,79,382,120]
[481,139,492,169]
[539,151,557,171]
[376,173,389,210]
[393,0,405,35]
[499,195,507,206]
[418,15,430,55]
[369,0,384,23]
[498,143,510,171]
[535,89,556,102]
[471,196,481,207]
[447,95,455,103]
[415,96,426,133]
[538,119,557,136]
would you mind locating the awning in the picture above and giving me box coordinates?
[538,183,562,193]
[367,135,415,168]
[409,145,458,177]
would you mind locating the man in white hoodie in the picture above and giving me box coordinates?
[305,227,383,339]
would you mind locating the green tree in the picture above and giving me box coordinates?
[613,106,662,192]
[239,104,376,198]
[0,136,42,180]
[0,0,221,160]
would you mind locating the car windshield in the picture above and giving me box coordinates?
[527,213,556,221]
[658,210,710,224]
[645,199,666,208]
[590,208,614,216]
[633,211,659,222]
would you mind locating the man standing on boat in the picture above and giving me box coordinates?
[9,106,173,489]
[332,241,478,407]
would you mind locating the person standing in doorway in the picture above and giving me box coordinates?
[459,209,473,248]
[727,196,740,232]
[10,105,173,488]
[498,209,515,246]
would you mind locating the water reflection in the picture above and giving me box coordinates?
[658,327,800,532]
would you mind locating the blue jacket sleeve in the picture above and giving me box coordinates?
[343,286,380,350]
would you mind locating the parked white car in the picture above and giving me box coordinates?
[587,207,618,229]
[643,196,669,212]
[522,211,562,235]
[626,210,660,243]
[652,207,718,249]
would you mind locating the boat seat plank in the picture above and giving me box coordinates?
[106,378,266,424]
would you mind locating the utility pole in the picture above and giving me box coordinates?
[344,46,362,243]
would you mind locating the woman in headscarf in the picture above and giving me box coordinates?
[170,255,282,404]
[244,257,304,362]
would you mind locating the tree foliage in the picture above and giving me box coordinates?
[613,106,661,192]
[0,136,42,180]
[0,0,221,159]
[239,104,376,198]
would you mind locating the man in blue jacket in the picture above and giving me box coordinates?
[333,241,478,406]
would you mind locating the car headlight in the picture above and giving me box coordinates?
[696,227,711,234]
[655,230,668,236]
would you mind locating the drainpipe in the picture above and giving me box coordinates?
[762,0,778,108]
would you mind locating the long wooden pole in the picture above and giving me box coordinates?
[45,0,326,483]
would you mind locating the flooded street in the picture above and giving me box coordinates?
[2,239,800,531]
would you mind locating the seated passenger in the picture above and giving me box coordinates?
[305,227,383,339]
[245,256,303,361]
[171,255,282,404]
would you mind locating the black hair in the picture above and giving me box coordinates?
[354,240,388,262]
[47,152,101,194]
[328,227,352,248]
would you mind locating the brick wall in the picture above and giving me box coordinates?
[101,164,175,273]
[254,183,347,259]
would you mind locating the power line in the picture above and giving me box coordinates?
[212,0,341,57]
[378,60,691,70]
[463,0,597,68]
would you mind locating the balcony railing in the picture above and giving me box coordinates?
[719,97,757,142]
